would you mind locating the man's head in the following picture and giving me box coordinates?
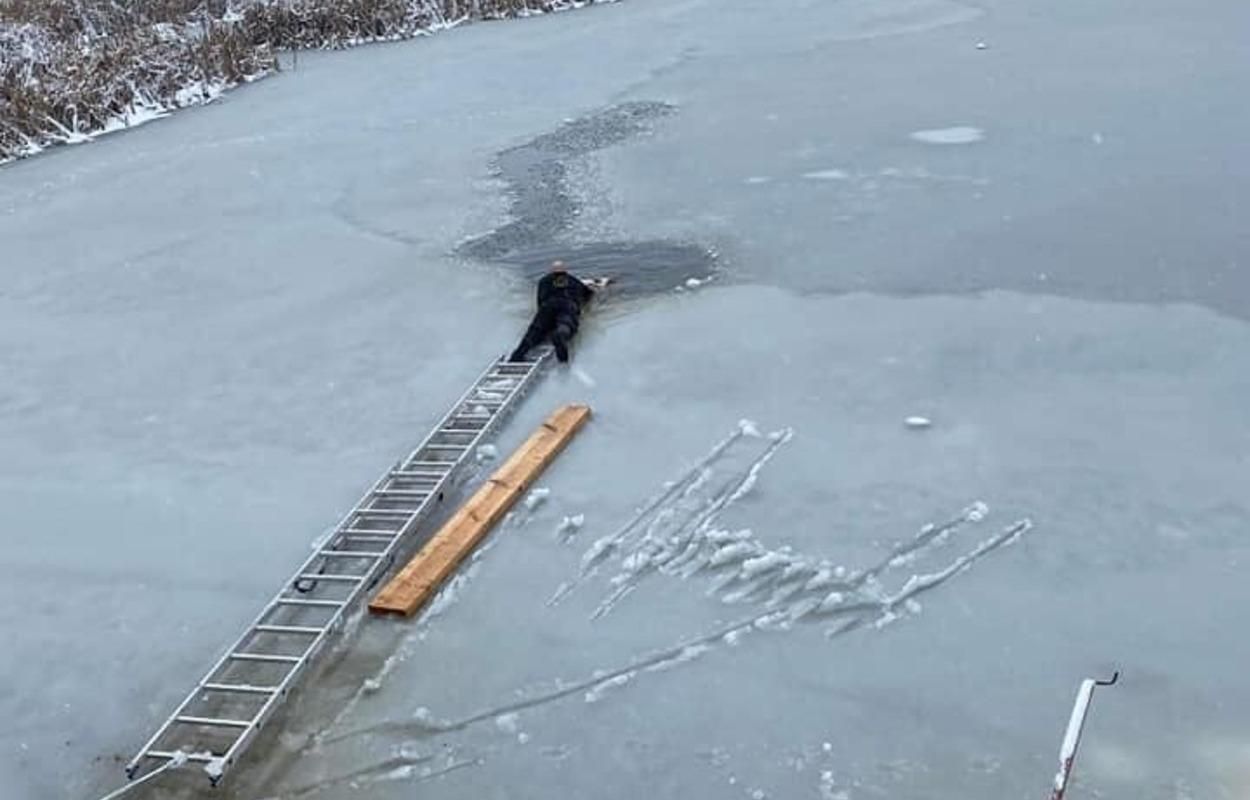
[549,260,567,273]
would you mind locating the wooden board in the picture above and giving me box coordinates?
[368,404,592,617]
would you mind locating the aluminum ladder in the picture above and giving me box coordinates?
[124,354,548,786]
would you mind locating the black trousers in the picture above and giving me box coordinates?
[510,301,580,362]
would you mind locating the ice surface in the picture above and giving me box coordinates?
[4,0,1250,798]
[803,168,851,180]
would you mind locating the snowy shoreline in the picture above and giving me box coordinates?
[0,0,614,166]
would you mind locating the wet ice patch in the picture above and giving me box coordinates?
[910,126,984,144]
[457,101,718,298]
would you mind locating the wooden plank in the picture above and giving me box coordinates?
[369,404,592,616]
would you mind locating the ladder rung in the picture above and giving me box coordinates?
[439,428,482,434]
[354,509,412,517]
[254,624,325,635]
[373,489,430,497]
[274,598,344,608]
[175,715,253,729]
[146,750,219,763]
[229,652,302,664]
[404,461,453,468]
[363,502,422,513]
[424,444,468,451]
[201,682,279,695]
[319,549,386,558]
[296,573,364,583]
[453,414,493,421]
[339,533,396,542]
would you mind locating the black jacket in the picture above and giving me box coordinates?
[537,271,593,311]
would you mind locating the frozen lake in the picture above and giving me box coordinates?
[2,0,1248,798]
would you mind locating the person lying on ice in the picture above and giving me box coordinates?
[509,260,607,363]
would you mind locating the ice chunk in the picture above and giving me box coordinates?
[556,514,585,540]
[476,443,498,462]
[817,591,845,612]
[584,672,634,703]
[738,419,762,437]
[709,542,761,567]
[803,168,850,180]
[741,552,791,578]
[804,568,836,592]
[910,126,985,144]
[786,595,822,621]
[496,713,520,734]
[524,488,550,510]
[204,757,226,781]
[904,416,932,429]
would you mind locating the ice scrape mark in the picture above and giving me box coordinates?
[548,423,752,606]
[324,517,1030,750]
[262,752,479,800]
[589,429,793,620]
[586,424,997,625]
[321,430,1033,754]
[910,126,984,144]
